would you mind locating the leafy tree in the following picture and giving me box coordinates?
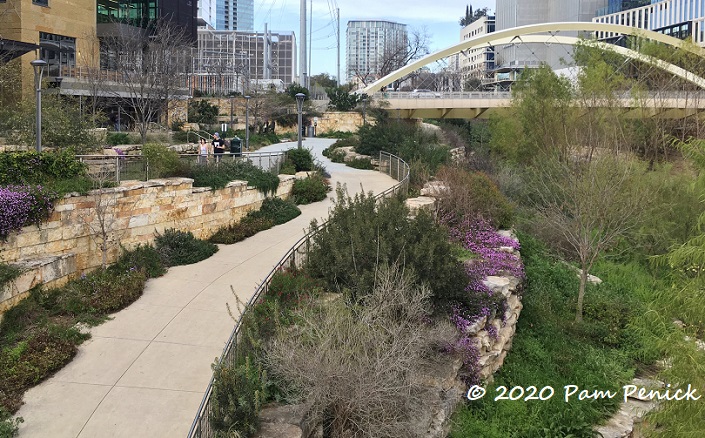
[284,83,309,100]
[310,73,338,89]
[188,100,219,124]
[326,87,362,111]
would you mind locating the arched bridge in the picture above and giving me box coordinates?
[359,22,705,119]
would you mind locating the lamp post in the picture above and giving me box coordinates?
[295,93,305,149]
[30,59,47,152]
[361,97,368,126]
[245,95,251,151]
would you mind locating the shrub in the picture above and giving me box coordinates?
[279,160,296,175]
[265,266,455,438]
[435,166,514,229]
[322,146,346,163]
[250,197,301,225]
[112,244,167,279]
[209,216,274,244]
[0,185,56,240]
[180,161,280,194]
[0,408,22,437]
[285,148,314,172]
[305,189,467,307]
[317,130,354,139]
[142,143,180,179]
[291,174,330,204]
[0,150,87,186]
[154,228,218,267]
[209,356,267,437]
[209,198,300,244]
[345,157,374,170]
[107,132,132,146]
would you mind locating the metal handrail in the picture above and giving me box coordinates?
[76,151,287,183]
[186,151,410,438]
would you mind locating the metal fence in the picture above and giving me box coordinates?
[186,151,410,438]
[76,151,287,183]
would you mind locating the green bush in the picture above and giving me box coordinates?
[322,146,346,163]
[436,166,514,229]
[107,132,132,146]
[346,157,374,170]
[285,148,314,172]
[142,143,181,179]
[209,356,267,437]
[305,189,467,307]
[250,197,301,225]
[154,228,218,267]
[112,244,167,279]
[0,150,87,185]
[279,160,296,175]
[209,216,274,244]
[0,407,22,437]
[209,198,300,244]
[179,161,280,195]
[291,174,330,205]
[317,130,354,139]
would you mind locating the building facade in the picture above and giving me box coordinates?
[346,20,408,86]
[593,0,705,45]
[215,0,253,31]
[0,0,99,90]
[495,0,609,69]
[459,15,496,89]
[198,0,217,29]
[192,29,296,95]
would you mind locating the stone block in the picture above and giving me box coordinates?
[406,196,436,216]
[483,276,511,297]
[128,214,149,228]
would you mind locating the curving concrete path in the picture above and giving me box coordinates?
[15,138,398,438]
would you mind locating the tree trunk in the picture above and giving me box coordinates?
[576,267,588,323]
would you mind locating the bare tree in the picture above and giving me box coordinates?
[100,19,192,143]
[530,155,653,322]
[81,164,128,269]
[353,28,430,88]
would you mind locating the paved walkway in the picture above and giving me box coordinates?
[15,138,398,438]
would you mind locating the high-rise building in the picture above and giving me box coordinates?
[216,0,254,31]
[459,15,496,89]
[346,20,408,86]
[97,0,199,41]
[495,0,609,69]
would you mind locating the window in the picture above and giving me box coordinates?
[39,32,76,77]
[33,0,48,5]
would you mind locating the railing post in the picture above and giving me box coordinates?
[115,156,120,183]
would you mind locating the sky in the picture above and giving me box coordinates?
[253,0,496,80]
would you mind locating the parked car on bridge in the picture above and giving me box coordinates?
[410,89,441,98]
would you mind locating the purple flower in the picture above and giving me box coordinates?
[0,185,56,240]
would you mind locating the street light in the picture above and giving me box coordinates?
[245,95,251,151]
[295,93,305,149]
[30,59,47,152]
[361,97,368,126]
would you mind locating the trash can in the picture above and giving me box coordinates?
[229,136,242,157]
[307,125,315,137]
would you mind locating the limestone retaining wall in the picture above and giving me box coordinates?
[0,176,295,313]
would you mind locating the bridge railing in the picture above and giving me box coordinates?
[374,91,512,100]
[186,151,410,438]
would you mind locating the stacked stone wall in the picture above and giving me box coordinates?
[0,176,294,313]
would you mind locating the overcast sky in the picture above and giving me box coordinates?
[253,0,496,79]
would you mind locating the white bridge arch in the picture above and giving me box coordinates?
[359,22,705,95]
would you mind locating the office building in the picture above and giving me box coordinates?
[346,20,408,86]
[459,15,496,89]
[198,0,218,29]
[495,0,609,70]
[593,0,705,45]
[192,29,296,95]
